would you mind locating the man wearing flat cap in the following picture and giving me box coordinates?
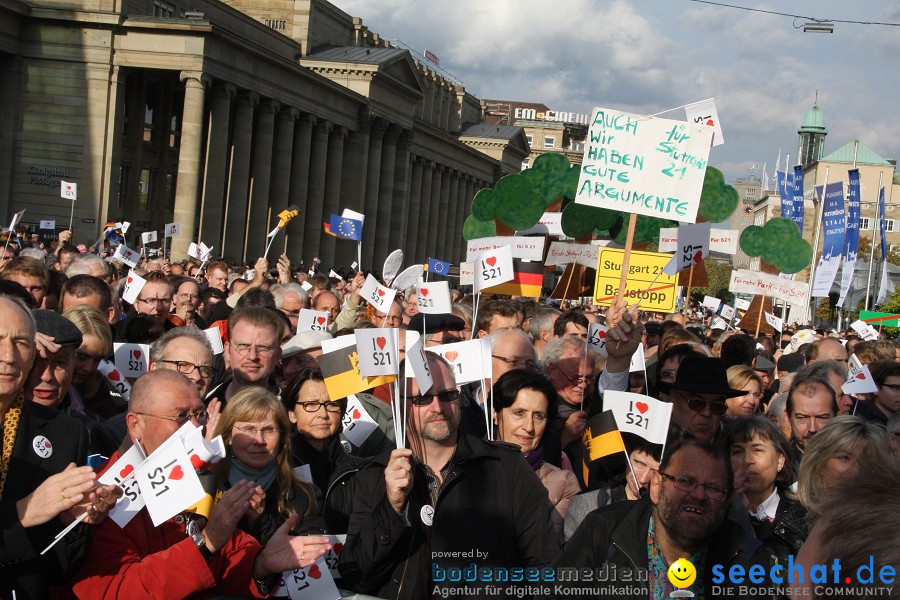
[658,355,746,443]
[26,309,83,410]
[408,312,466,346]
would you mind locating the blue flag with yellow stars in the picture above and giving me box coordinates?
[328,213,363,241]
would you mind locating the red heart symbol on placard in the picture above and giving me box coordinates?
[333,542,343,554]
[119,464,134,478]
[445,351,458,361]
[127,276,133,285]
[635,402,649,414]
[376,337,387,350]
[485,256,497,267]
[706,119,714,126]
[421,288,429,297]
[108,370,121,381]
[598,331,606,338]
[316,317,326,325]
[693,250,703,263]
[308,564,321,579]
[377,289,385,297]
[190,454,209,470]
[352,409,361,419]
[168,466,184,481]
[132,349,141,360]
[856,373,865,380]
[44,440,52,449]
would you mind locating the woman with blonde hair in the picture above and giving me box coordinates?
[213,387,326,542]
[725,365,765,417]
[62,304,125,419]
[797,415,890,516]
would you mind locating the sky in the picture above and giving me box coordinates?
[334,0,900,184]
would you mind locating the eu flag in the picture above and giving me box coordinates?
[427,258,451,275]
[329,213,362,241]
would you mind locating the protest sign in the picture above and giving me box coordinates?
[575,107,712,223]
[415,281,452,314]
[594,248,677,312]
[811,181,845,297]
[466,236,545,262]
[701,296,721,312]
[60,180,77,200]
[360,274,397,312]
[474,246,515,292]
[113,343,150,378]
[604,391,673,445]
[515,212,563,236]
[431,339,489,385]
[684,98,725,146]
[765,312,783,332]
[355,329,399,377]
[163,222,180,237]
[40,220,55,230]
[113,244,140,268]
[142,231,158,244]
[405,337,434,395]
[719,305,735,320]
[729,269,810,306]
[587,323,608,356]
[459,262,474,286]
[844,355,878,395]
[675,222,711,272]
[98,443,146,528]
[838,169,861,306]
[121,271,147,305]
[734,298,751,311]
[341,395,380,449]
[545,242,600,270]
[297,309,330,333]
[98,360,132,400]
[659,227,738,255]
[203,327,224,355]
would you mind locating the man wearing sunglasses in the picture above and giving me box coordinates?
[658,355,746,444]
[554,436,756,599]
[339,352,558,599]
[73,369,332,597]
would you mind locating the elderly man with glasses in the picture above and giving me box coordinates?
[72,369,331,597]
[338,351,558,599]
[553,436,759,600]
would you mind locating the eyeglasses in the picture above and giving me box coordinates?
[160,360,215,379]
[683,396,728,416]
[296,400,343,413]
[134,409,209,425]
[658,471,729,501]
[408,389,460,406]
[230,343,276,357]
[552,365,592,386]
[136,296,172,305]
[493,355,537,370]
[744,392,764,399]
[660,369,678,380]
[234,424,279,440]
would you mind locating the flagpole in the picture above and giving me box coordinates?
[864,172,885,311]
[807,166,829,322]
[68,198,75,232]
[755,291,766,337]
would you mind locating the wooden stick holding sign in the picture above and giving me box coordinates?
[612,214,638,327]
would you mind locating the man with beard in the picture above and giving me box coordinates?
[553,436,760,599]
[338,352,558,599]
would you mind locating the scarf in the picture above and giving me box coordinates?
[228,457,277,492]
[525,445,544,470]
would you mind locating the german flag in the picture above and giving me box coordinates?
[318,342,396,400]
[482,259,543,297]
[582,410,626,487]
[323,221,338,237]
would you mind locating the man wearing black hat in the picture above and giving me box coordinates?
[658,355,746,443]
[408,312,466,346]
[26,309,83,409]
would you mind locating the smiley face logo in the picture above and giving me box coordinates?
[667,558,696,589]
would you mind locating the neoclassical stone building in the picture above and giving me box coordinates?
[0,0,528,268]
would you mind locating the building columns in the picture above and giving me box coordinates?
[440,170,460,261]
[373,125,401,265]
[285,114,315,264]
[391,131,412,260]
[222,91,258,261]
[198,83,235,251]
[320,126,348,266]
[171,71,210,259]
[404,156,424,261]
[415,160,434,263]
[244,99,279,260]
[269,107,299,257]
[301,119,332,263]
[361,118,387,269]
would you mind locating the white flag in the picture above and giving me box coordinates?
[474,246,514,292]
[719,305,735,320]
[701,296,721,312]
[676,222,711,272]
[405,337,434,394]
[685,98,725,146]
[60,180,77,200]
[587,323,608,356]
[355,329,399,377]
[415,281,452,314]
[604,391,673,445]
[734,298,751,311]
[764,312,783,332]
[39,220,55,230]
[360,274,397,313]
[843,355,878,394]
[141,230,158,244]
[164,222,180,238]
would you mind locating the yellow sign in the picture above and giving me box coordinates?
[594,248,677,312]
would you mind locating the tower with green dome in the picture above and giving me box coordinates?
[798,103,827,169]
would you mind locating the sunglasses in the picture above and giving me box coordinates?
[685,397,728,416]
[408,389,460,406]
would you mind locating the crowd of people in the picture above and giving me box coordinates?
[0,229,898,599]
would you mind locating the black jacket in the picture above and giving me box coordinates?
[553,496,763,600]
[290,432,367,534]
[730,494,809,575]
[222,473,328,543]
[0,400,90,599]
[338,432,559,600]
